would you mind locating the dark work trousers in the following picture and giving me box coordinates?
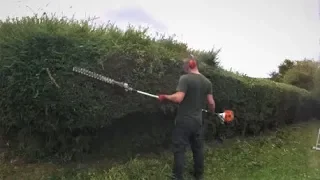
[171,122,204,180]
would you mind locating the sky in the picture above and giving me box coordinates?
[1,0,319,77]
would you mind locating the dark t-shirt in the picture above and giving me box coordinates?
[175,73,213,126]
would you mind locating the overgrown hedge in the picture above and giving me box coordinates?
[0,15,319,161]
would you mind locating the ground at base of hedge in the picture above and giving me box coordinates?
[1,120,320,180]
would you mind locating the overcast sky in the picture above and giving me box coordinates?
[1,0,319,77]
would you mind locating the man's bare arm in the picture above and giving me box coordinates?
[164,92,185,103]
[207,94,215,113]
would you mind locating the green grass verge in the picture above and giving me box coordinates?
[1,120,320,180]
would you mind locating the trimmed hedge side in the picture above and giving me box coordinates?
[0,15,318,161]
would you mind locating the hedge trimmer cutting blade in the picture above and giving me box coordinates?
[73,67,157,98]
[72,66,234,123]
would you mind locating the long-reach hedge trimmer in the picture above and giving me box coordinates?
[72,67,234,123]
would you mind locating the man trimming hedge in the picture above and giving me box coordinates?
[158,58,216,180]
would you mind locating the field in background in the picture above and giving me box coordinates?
[1,119,320,180]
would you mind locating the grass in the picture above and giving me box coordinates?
[1,120,320,180]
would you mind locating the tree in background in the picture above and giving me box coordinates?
[282,60,319,91]
[269,59,295,82]
[312,67,320,98]
[269,59,320,91]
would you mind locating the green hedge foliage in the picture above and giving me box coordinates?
[0,15,318,161]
